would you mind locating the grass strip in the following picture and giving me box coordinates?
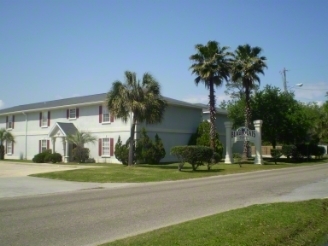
[102,199,328,246]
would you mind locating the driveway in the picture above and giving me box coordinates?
[0,162,133,198]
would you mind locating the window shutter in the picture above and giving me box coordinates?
[76,108,79,118]
[12,142,14,154]
[99,106,102,123]
[48,111,51,126]
[110,113,114,123]
[110,138,114,156]
[12,115,15,129]
[39,140,41,153]
[39,112,42,127]
[66,109,69,119]
[47,140,50,150]
[6,116,8,129]
[98,139,102,156]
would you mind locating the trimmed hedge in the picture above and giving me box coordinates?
[171,146,215,171]
[32,150,52,163]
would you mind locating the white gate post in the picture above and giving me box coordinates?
[224,122,233,164]
[254,120,263,164]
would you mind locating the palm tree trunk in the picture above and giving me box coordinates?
[243,86,252,160]
[209,80,216,151]
[0,144,4,160]
[128,116,136,166]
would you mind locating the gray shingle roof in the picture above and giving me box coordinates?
[0,93,204,115]
[57,122,78,136]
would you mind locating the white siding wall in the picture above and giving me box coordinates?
[137,105,203,162]
[0,104,131,163]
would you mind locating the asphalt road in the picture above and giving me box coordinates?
[1,164,328,246]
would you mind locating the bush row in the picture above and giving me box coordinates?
[271,144,326,161]
[32,150,62,163]
[171,146,222,171]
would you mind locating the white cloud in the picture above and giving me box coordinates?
[183,92,231,105]
[0,100,4,109]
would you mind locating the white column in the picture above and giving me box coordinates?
[254,120,263,164]
[64,139,69,163]
[224,122,234,164]
[52,138,56,153]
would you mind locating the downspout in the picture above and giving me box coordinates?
[22,112,27,159]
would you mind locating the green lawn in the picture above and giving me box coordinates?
[29,158,328,183]
[102,199,328,246]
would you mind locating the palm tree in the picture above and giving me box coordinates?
[0,128,15,160]
[107,71,167,166]
[189,40,231,150]
[66,130,97,163]
[230,44,267,159]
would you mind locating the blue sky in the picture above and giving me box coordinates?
[1,0,328,109]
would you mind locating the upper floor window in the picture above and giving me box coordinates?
[6,115,14,129]
[103,107,110,123]
[39,111,50,127]
[67,108,79,120]
[42,112,48,127]
[69,109,76,119]
[99,105,114,123]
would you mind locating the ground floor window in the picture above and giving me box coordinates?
[6,141,13,154]
[39,139,49,153]
[99,138,114,156]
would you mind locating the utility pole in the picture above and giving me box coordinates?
[281,68,288,92]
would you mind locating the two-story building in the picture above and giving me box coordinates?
[0,93,237,163]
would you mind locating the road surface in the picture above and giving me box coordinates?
[0,164,328,246]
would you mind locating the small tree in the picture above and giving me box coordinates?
[115,136,129,165]
[136,128,166,164]
[0,128,15,160]
[189,121,223,159]
[66,130,97,163]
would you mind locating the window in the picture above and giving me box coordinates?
[6,115,14,129]
[98,138,114,156]
[102,138,110,156]
[41,112,48,127]
[103,107,110,123]
[6,141,13,154]
[67,108,79,119]
[69,109,76,119]
[41,140,47,152]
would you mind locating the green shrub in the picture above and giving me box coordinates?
[171,146,213,171]
[115,136,129,165]
[136,129,166,164]
[72,147,90,163]
[282,145,296,159]
[47,153,62,163]
[270,149,282,164]
[188,121,224,157]
[32,149,52,163]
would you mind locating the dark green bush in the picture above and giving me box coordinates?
[136,129,166,164]
[171,146,213,171]
[32,149,52,163]
[281,145,296,159]
[188,121,224,158]
[270,149,282,164]
[115,136,129,165]
[72,147,89,163]
[47,153,62,163]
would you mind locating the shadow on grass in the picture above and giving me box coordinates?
[263,157,328,164]
[135,164,226,173]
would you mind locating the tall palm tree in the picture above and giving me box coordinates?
[107,71,167,166]
[189,40,231,150]
[231,44,267,159]
[66,130,97,162]
[0,128,15,160]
